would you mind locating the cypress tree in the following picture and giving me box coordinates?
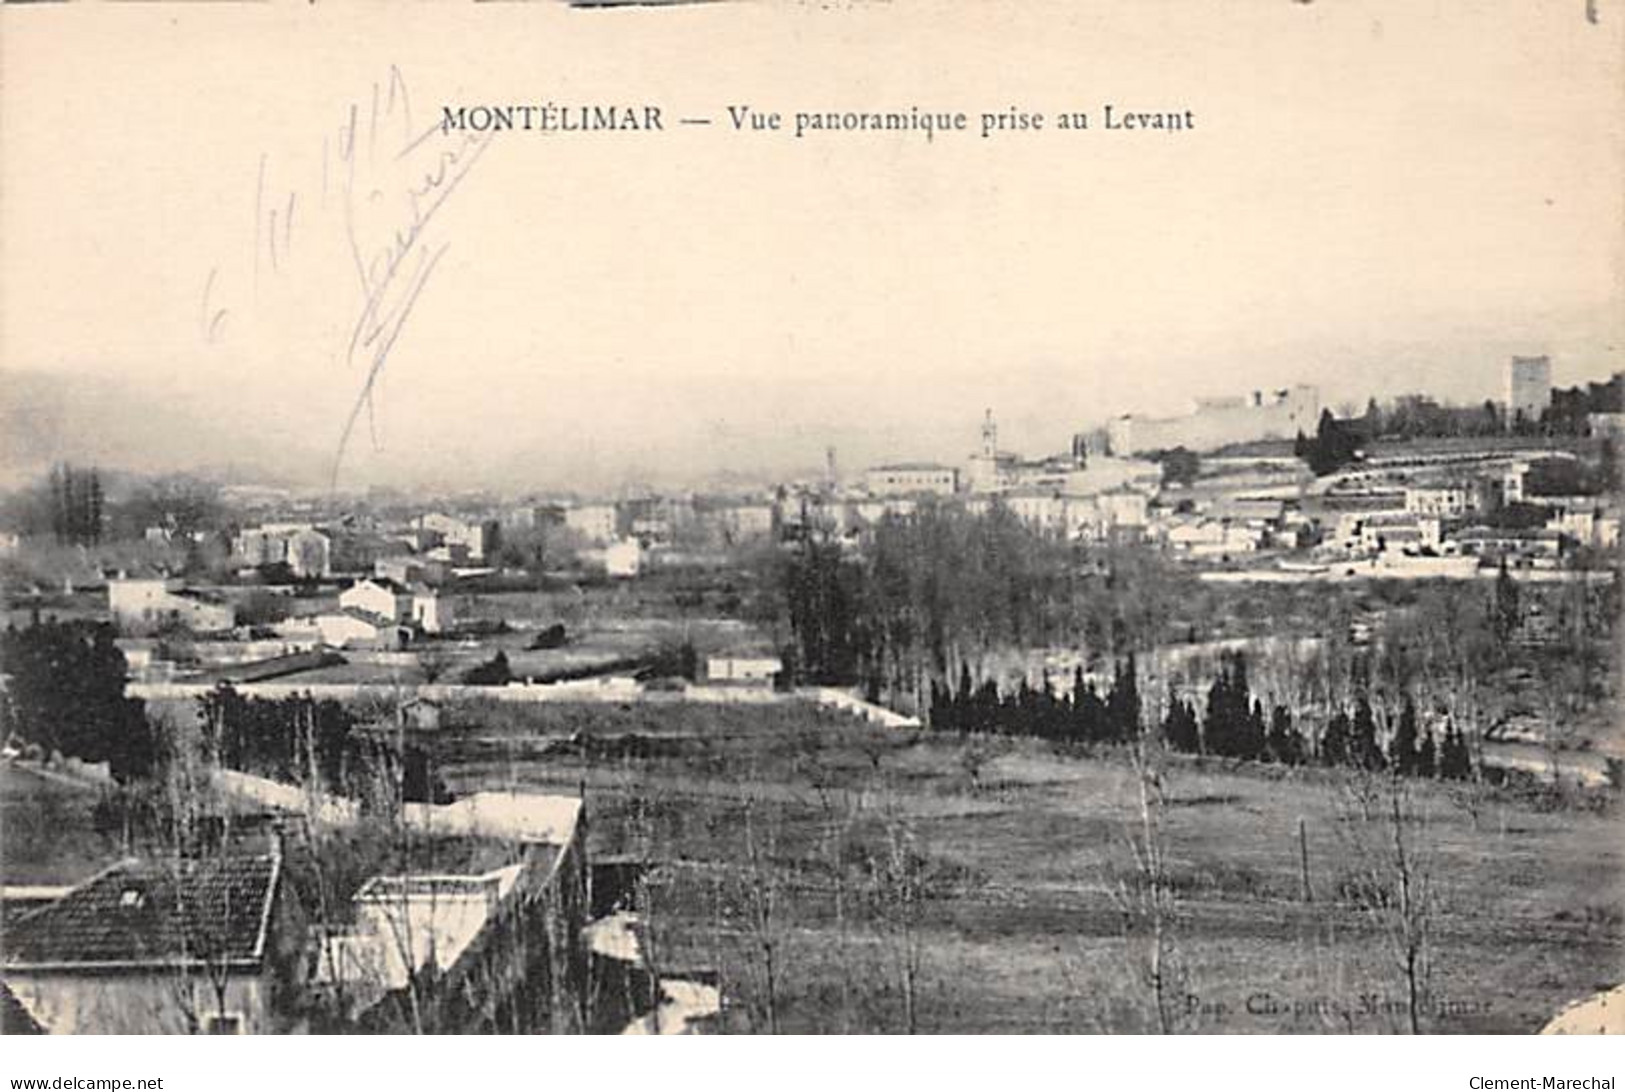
[1441,721,1473,780]
[1107,655,1141,740]
[1417,728,1437,779]
[1353,697,1384,771]
[929,679,951,731]
[1267,704,1301,766]
[1203,674,1228,756]
[1163,698,1200,754]
[1321,710,1352,767]
[1390,698,1419,776]
[1076,680,1105,743]
[1241,698,1268,762]
[1492,560,1521,644]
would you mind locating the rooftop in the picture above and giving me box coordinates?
[348,576,409,594]
[2,851,280,972]
[336,607,396,627]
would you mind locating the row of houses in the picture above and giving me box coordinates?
[107,572,457,647]
[557,499,775,549]
[228,511,503,584]
[232,524,333,578]
[1307,482,1617,571]
[2,790,591,1034]
[272,579,457,650]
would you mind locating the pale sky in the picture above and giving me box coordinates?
[2,1,1621,492]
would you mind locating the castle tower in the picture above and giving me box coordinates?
[1504,356,1552,428]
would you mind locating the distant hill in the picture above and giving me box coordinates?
[0,369,323,492]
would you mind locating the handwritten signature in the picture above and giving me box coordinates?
[205,65,494,487]
[337,118,493,480]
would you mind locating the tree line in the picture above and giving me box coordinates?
[766,504,1182,710]
[1292,376,1624,479]
[197,685,451,805]
[927,651,1476,782]
[0,620,154,780]
[0,619,447,803]
[47,463,106,546]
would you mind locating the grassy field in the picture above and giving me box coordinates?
[432,701,1623,1034]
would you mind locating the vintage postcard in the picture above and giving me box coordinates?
[0,0,1621,1042]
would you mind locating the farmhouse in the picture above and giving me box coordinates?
[108,577,236,635]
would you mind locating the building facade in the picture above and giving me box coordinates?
[1505,355,1553,427]
[1,849,295,1035]
[108,578,236,634]
[864,464,960,497]
[1108,385,1320,455]
[563,505,619,545]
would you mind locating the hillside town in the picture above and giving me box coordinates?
[1,355,1621,1035]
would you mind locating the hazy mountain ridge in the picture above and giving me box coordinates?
[0,370,324,492]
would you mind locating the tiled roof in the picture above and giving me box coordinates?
[1,852,280,971]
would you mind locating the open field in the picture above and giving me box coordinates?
[428,701,1625,1034]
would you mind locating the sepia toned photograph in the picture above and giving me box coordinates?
[0,0,1622,1044]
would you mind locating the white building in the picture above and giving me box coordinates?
[312,610,407,649]
[419,513,500,561]
[1501,463,1529,505]
[1548,509,1595,544]
[603,538,641,579]
[233,525,332,578]
[705,655,783,686]
[864,463,960,497]
[108,578,237,634]
[317,869,518,1019]
[1166,519,1262,557]
[1405,486,1472,519]
[852,498,918,525]
[1096,489,1150,529]
[1358,513,1442,555]
[710,504,775,544]
[1005,490,1067,534]
[564,504,619,545]
[339,578,409,622]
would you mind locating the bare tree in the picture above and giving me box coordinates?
[1107,732,1186,1033]
[739,795,783,1034]
[873,799,928,1034]
[1330,774,1437,1034]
